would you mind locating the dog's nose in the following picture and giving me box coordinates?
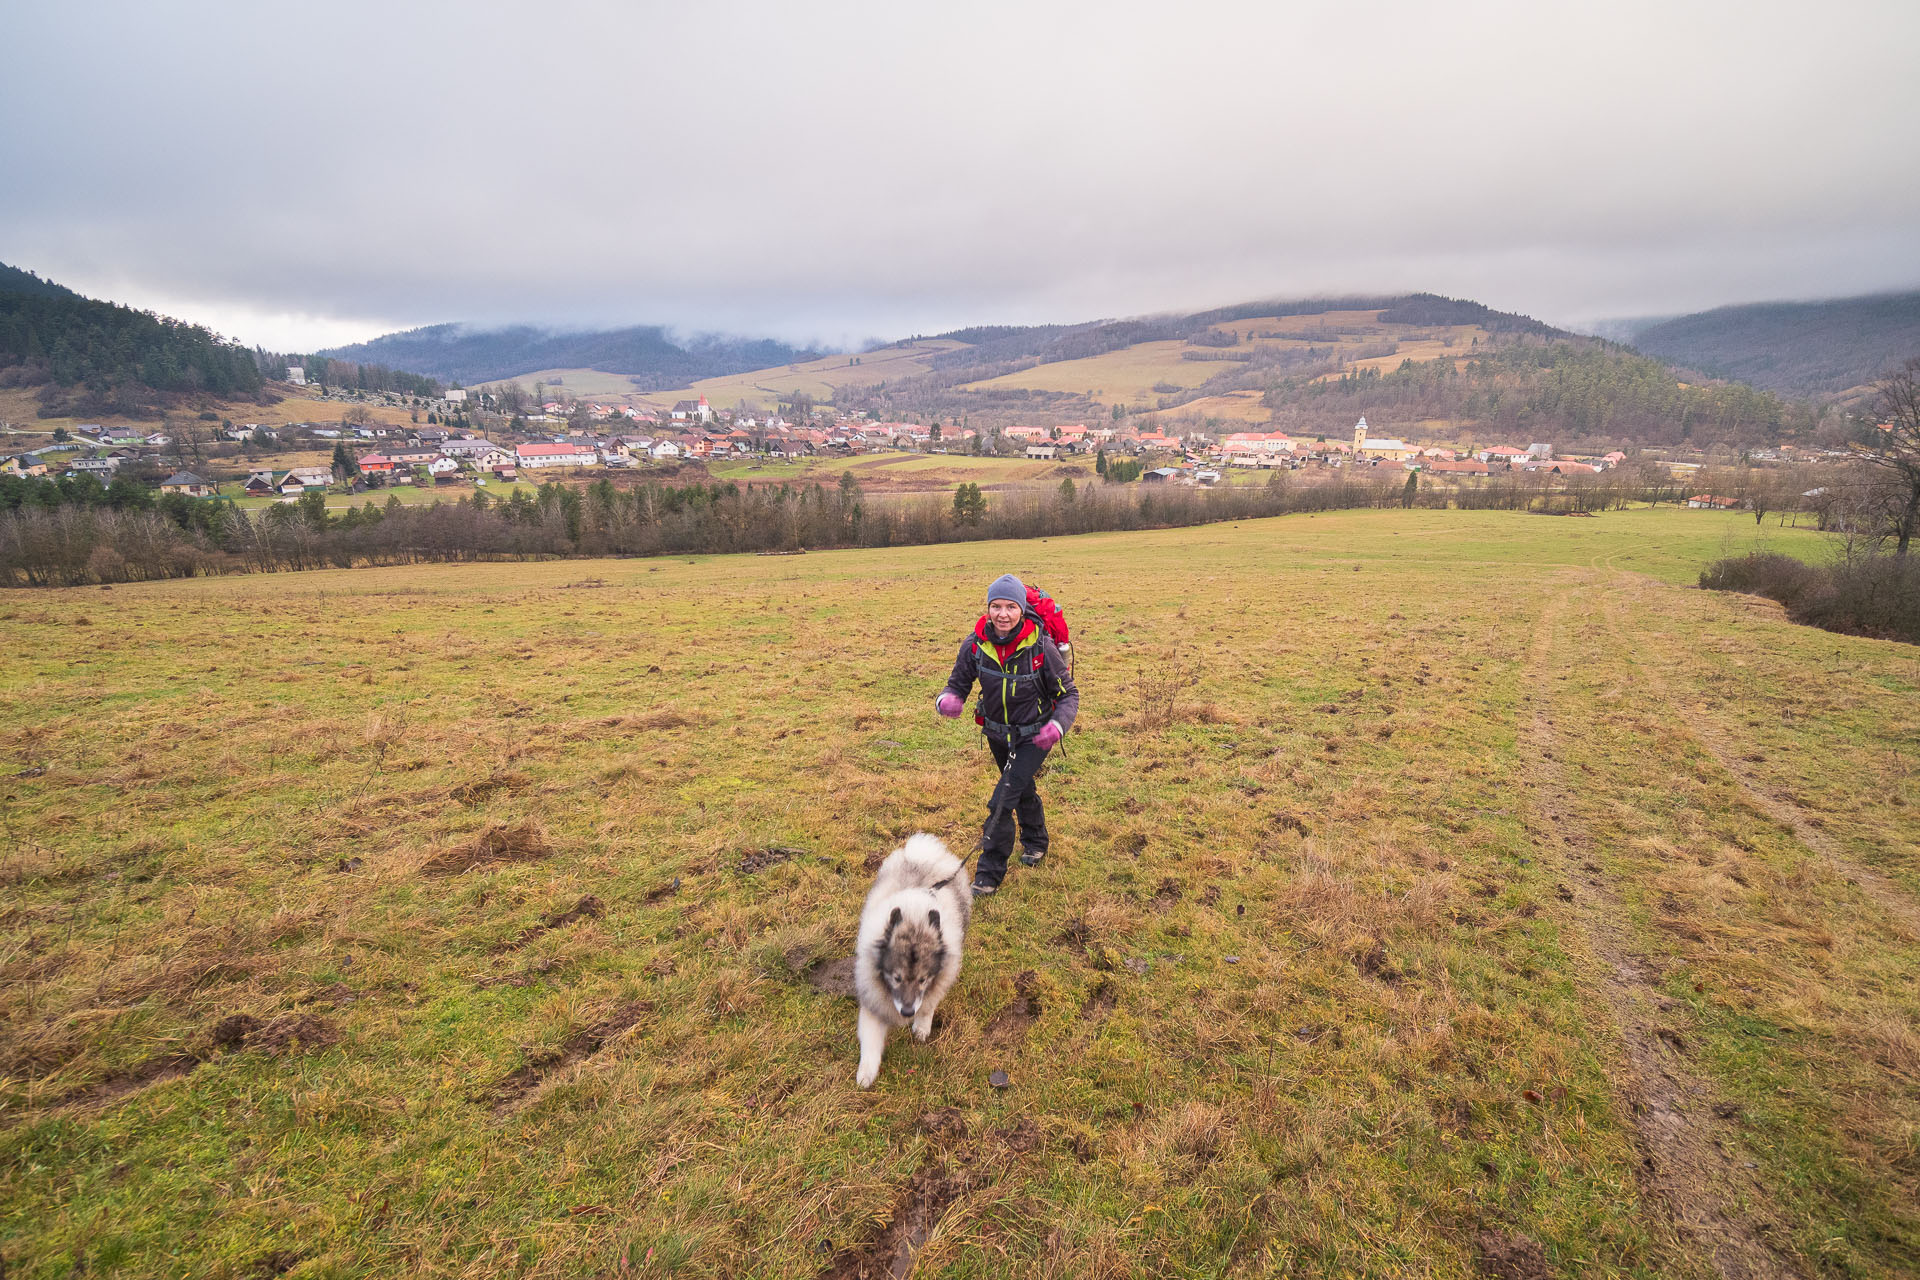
[898,1003,916,1018]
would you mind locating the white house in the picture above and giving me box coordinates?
[516,442,596,469]
[444,389,467,403]
[650,440,683,459]
[69,457,121,476]
[280,467,332,493]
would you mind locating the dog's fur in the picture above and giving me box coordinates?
[853,833,971,1088]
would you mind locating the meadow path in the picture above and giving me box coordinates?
[1523,575,1808,1280]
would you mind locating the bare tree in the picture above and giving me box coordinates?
[1856,356,1920,556]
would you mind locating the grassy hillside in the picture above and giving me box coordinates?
[629,340,971,414]
[1624,291,1920,400]
[3,509,1916,1278]
[323,324,824,391]
[955,310,1494,408]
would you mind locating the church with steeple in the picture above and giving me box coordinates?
[1351,416,1412,462]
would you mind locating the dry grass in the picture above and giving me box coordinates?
[0,508,1913,1279]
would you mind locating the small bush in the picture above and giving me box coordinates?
[1699,552,1822,608]
[1796,555,1920,644]
[1703,552,1920,644]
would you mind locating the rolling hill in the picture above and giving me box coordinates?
[320,323,824,391]
[1618,291,1920,400]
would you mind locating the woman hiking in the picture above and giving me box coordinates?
[935,574,1079,897]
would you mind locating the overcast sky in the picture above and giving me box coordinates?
[4,0,1917,352]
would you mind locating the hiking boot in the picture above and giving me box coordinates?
[971,878,998,897]
[1019,847,1047,867]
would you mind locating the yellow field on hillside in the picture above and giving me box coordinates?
[0,385,419,436]
[959,312,1498,412]
[959,340,1214,402]
[634,340,972,412]
[1162,390,1274,423]
[706,449,1081,491]
[476,369,646,401]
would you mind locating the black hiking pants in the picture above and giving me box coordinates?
[977,735,1050,888]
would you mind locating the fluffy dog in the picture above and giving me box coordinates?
[854,833,970,1088]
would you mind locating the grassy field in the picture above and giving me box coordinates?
[0,386,420,437]
[476,370,647,402]
[2,509,1917,1279]
[631,342,971,414]
[706,451,1085,492]
[216,480,548,512]
[955,312,1498,414]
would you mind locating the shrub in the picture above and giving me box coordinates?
[1796,555,1920,644]
[1702,552,1920,644]
[1698,552,1823,609]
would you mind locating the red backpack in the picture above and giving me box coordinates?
[1025,586,1070,646]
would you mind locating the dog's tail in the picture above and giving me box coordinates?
[899,832,964,888]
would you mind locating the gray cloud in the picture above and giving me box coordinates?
[4,0,1916,350]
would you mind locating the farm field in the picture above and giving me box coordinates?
[2,509,1917,1279]
[476,369,646,402]
[632,341,971,414]
[956,312,1497,413]
[217,480,547,511]
[0,386,420,437]
[706,450,1086,492]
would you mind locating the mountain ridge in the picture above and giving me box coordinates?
[319,322,826,391]
[1618,291,1920,399]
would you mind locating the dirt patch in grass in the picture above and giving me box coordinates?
[210,1013,341,1055]
[805,956,858,999]
[984,970,1042,1044]
[741,846,805,874]
[605,709,694,732]
[1079,978,1117,1021]
[420,820,553,876]
[58,1051,202,1108]
[499,894,604,950]
[1474,1229,1553,1280]
[490,1000,651,1114]
[918,1107,968,1145]
[449,771,529,805]
[816,1157,971,1280]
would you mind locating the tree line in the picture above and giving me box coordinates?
[0,463,1753,589]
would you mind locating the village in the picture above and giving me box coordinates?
[1,377,1839,511]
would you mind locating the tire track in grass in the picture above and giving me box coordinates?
[1524,582,1808,1280]
[1597,568,1920,941]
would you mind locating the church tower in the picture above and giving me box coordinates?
[1352,415,1368,455]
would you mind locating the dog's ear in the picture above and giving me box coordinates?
[883,906,902,940]
[927,908,941,931]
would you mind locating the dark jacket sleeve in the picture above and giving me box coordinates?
[1041,637,1079,734]
[941,636,977,706]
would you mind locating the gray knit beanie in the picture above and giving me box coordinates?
[986,574,1026,606]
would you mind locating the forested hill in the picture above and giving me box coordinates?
[322,323,824,390]
[929,293,1566,370]
[1623,292,1920,399]
[0,262,263,414]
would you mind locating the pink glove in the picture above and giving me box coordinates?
[1032,720,1063,750]
[936,692,963,718]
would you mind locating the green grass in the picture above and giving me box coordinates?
[705,451,1078,490]
[216,480,547,510]
[1,508,1915,1279]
